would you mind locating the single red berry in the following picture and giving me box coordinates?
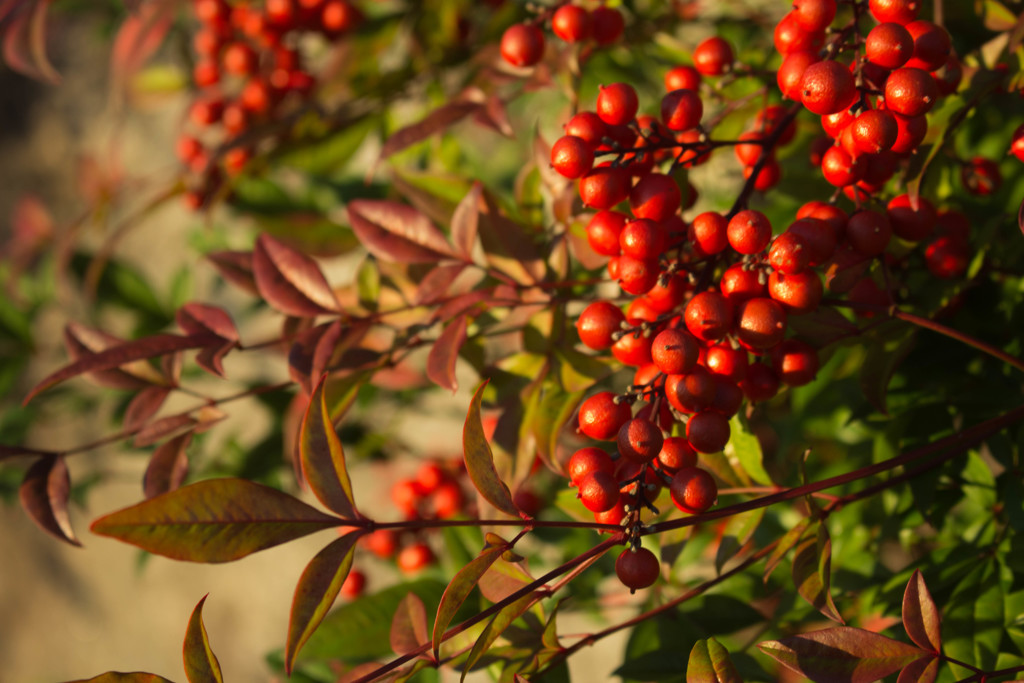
[567,446,615,485]
[222,42,258,75]
[736,297,788,350]
[778,51,819,100]
[596,82,639,126]
[744,158,782,191]
[792,0,836,32]
[727,209,773,255]
[684,290,734,342]
[693,36,733,75]
[340,569,366,599]
[741,362,780,402]
[564,111,607,148]
[769,232,810,275]
[501,23,545,67]
[771,339,820,386]
[689,211,729,256]
[629,174,681,222]
[645,273,689,313]
[801,60,857,115]
[191,59,221,88]
[616,547,660,591]
[616,256,661,296]
[391,478,424,517]
[686,410,732,454]
[669,466,718,512]
[398,543,435,573]
[620,218,667,261]
[705,343,749,384]
[651,328,700,376]
[665,365,717,414]
[866,23,914,70]
[578,391,633,440]
[579,165,630,209]
[821,145,867,187]
[884,67,939,117]
[551,4,591,43]
[869,0,920,25]
[845,209,892,257]
[665,65,702,92]
[617,418,664,464]
[787,217,837,265]
[720,264,767,304]
[578,470,621,512]
[431,481,465,518]
[852,109,899,154]
[768,270,823,315]
[904,20,951,71]
[577,300,626,350]
[590,6,624,45]
[363,529,398,558]
[585,209,627,256]
[660,88,703,132]
[657,437,698,474]
[551,135,594,179]
[774,12,825,57]
[886,193,936,242]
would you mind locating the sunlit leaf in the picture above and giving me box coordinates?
[379,100,481,160]
[143,432,191,499]
[347,199,456,263]
[896,655,939,683]
[792,523,843,623]
[427,314,469,393]
[686,638,741,683]
[432,544,506,659]
[65,672,177,682]
[451,182,482,260]
[19,454,80,546]
[124,386,172,432]
[300,375,359,519]
[253,233,341,317]
[463,380,520,517]
[758,627,927,683]
[727,413,773,486]
[902,570,941,653]
[714,508,764,574]
[285,532,360,674]
[183,595,223,683]
[461,591,536,681]
[413,263,468,305]
[390,592,429,657]
[356,256,380,312]
[91,478,340,562]
[175,303,239,342]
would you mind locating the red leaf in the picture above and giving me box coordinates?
[0,0,22,24]
[432,543,505,659]
[208,250,258,296]
[183,595,223,683]
[2,0,59,84]
[64,323,166,390]
[143,432,191,499]
[299,375,359,519]
[311,319,370,386]
[109,0,175,102]
[27,332,219,404]
[473,95,514,137]
[7,193,54,269]
[463,380,520,517]
[90,478,340,562]
[432,289,492,323]
[451,182,482,260]
[19,455,80,546]
[124,386,172,432]
[426,314,468,393]
[176,303,239,341]
[687,638,742,683]
[897,655,939,683]
[792,524,844,623]
[379,100,482,160]
[195,340,236,379]
[253,234,341,317]
[133,413,196,448]
[285,532,360,674]
[758,627,927,683]
[478,195,544,285]
[65,673,177,682]
[390,592,429,657]
[347,199,456,264]
[902,570,941,653]
[413,263,468,305]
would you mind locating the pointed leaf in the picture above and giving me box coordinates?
[478,200,544,285]
[687,638,742,683]
[285,532,360,674]
[26,333,218,404]
[356,256,381,312]
[902,570,941,653]
[65,672,177,683]
[758,628,926,683]
[728,413,773,486]
[109,0,175,102]
[20,455,80,546]
[860,330,917,415]
[90,478,340,563]
[347,199,456,263]
[176,303,239,341]
[124,386,172,432]
[253,233,341,317]
[427,314,468,393]
[390,592,429,656]
[414,263,469,305]
[897,655,939,683]
[183,595,223,683]
[461,591,537,681]
[463,380,520,517]
[714,508,764,574]
[432,544,506,659]
[207,250,258,296]
[3,0,59,84]
[133,413,196,448]
[64,323,172,389]
[451,182,482,260]
[792,524,844,623]
[765,518,811,583]
[143,432,192,499]
[300,375,358,519]
[379,100,482,160]
[195,340,236,379]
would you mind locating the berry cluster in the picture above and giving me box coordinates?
[540,0,1004,592]
[176,0,362,208]
[500,3,624,68]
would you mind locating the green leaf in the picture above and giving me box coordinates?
[183,595,223,683]
[356,256,381,312]
[758,627,927,683]
[687,638,741,683]
[64,673,176,683]
[860,330,917,415]
[90,478,340,562]
[792,523,843,623]
[300,375,359,519]
[715,508,764,574]
[433,544,506,659]
[980,0,1018,31]
[277,116,378,174]
[727,413,773,486]
[943,559,1004,670]
[285,532,360,674]
[902,570,941,653]
[463,380,520,517]
[764,517,811,583]
[461,591,537,681]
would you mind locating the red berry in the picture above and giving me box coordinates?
[616,547,660,591]
[340,569,366,599]
[869,0,919,24]
[577,300,626,350]
[651,328,700,376]
[363,529,398,558]
[792,0,836,32]
[579,165,630,209]
[689,211,729,256]
[741,362,781,402]
[736,297,788,350]
[693,36,733,75]
[616,256,661,296]
[501,23,545,67]
[705,343,749,384]
[961,157,1002,196]
[669,466,718,512]
[579,391,632,441]
[665,365,717,414]
[660,88,703,132]
[617,418,664,464]
[866,23,914,70]
[771,339,820,386]
[845,209,892,257]
[657,437,698,473]
[590,6,624,45]
[720,264,767,304]
[774,12,825,57]
[905,18,950,69]
[551,5,591,43]
[567,446,615,485]
[884,67,939,117]
[578,470,620,512]
[727,210,773,255]
[684,290,733,342]
[686,410,732,454]
[564,111,607,148]
[924,236,969,278]
[801,60,857,116]
[398,543,435,573]
[852,109,899,154]
[551,135,594,179]
[778,51,819,100]
[887,193,936,242]
[596,82,639,126]
[768,270,823,315]
[665,65,702,92]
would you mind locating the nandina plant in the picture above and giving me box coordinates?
[3,1,1024,682]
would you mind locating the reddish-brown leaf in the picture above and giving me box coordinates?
[27,332,219,404]
[431,289,492,324]
[133,413,196,448]
[0,0,22,24]
[288,322,334,393]
[792,524,844,624]
[65,672,177,682]
[64,323,165,390]
[299,375,358,519]
[195,340,236,379]
[347,200,456,264]
[426,314,468,393]
[463,380,520,517]
[758,627,927,683]
[473,95,514,138]
[207,250,258,296]
[124,386,172,432]
[183,595,223,683]
[109,0,175,102]
[451,182,482,260]
[176,303,239,341]
[897,655,939,683]
[2,0,59,84]
[19,455,80,546]
[90,478,340,563]
[379,100,482,160]
[7,193,54,271]
[432,544,505,659]
[311,320,370,385]
[253,234,341,317]
[143,432,192,499]
[478,196,544,285]
[413,263,468,305]
[390,592,429,657]
[902,570,941,653]
[285,532,360,674]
